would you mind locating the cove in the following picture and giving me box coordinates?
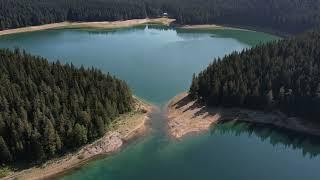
[1,25,320,180]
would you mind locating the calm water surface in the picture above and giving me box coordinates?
[0,25,275,105]
[1,25,319,180]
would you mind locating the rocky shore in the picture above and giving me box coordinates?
[166,93,320,139]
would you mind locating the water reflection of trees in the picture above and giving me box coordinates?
[211,121,320,158]
[85,24,174,36]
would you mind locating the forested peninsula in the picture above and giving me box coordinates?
[0,49,152,176]
[166,30,320,138]
[190,30,320,121]
[1,0,320,35]
[167,30,320,139]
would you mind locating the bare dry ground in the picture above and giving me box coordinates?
[0,18,256,37]
[0,18,176,36]
[179,24,254,32]
[167,93,320,139]
[166,93,220,139]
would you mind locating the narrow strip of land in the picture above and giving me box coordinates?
[167,93,320,139]
[0,18,256,37]
[3,98,155,180]
[0,18,175,36]
[179,24,255,32]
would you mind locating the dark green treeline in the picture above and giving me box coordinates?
[190,30,320,121]
[0,49,133,164]
[1,0,320,34]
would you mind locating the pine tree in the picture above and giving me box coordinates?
[73,123,88,146]
[189,73,199,99]
[0,115,4,135]
[265,90,274,108]
[0,136,11,163]
[316,83,320,98]
[43,119,57,156]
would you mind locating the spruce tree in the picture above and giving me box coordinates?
[0,136,11,163]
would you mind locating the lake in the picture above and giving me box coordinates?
[0,25,276,105]
[1,25,320,180]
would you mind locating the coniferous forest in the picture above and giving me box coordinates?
[1,0,320,176]
[189,30,320,121]
[0,49,133,164]
[1,0,320,34]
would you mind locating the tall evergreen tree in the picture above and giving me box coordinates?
[0,136,11,163]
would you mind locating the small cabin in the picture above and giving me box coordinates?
[162,13,168,17]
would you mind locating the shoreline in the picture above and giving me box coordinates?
[178,24,255,32]
[0,18,176,36]
[3,97,155,180]
[177,24,287,37]
[166,93,320,139]
[166,93,220,139]
[0,18,264,37]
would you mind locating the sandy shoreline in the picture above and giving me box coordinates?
[0,18,175,36]
[3,97,155,180]
[166,93,220,139]
[179,24,255,32]
[0,18,258,37]
[166,93,320,139]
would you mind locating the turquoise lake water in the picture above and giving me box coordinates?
[1,25,320,179]
[0,25,276,105]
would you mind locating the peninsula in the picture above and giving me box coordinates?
[167,30,320,139]
[0,49,154,179]
[4,98,154,180]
